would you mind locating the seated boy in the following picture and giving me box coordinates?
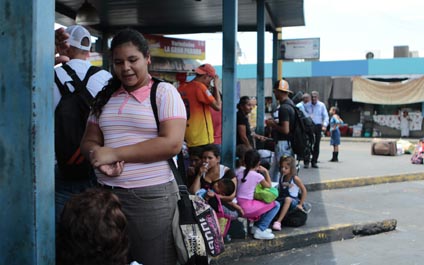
[196,178,244,216]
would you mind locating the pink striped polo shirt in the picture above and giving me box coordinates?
[88,79,187,188]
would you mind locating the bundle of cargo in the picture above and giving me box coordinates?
[371,139,397,156]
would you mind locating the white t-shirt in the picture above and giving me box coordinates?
[53,59,112,109]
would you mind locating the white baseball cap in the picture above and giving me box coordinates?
[65,25,92,51]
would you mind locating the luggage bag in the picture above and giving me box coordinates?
[371,139,397,156]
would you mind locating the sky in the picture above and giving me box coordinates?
[168,0,424,65]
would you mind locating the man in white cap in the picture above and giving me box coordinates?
[54,25,111,222]
[265,79,296,181]
[54,25,111,108]
[178,64,222,149]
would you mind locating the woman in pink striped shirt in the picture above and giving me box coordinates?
[81,29,186,265]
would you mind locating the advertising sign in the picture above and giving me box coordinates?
[146,34,205,60]
[279,38,320,60]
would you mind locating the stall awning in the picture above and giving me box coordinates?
[352,77,424,105]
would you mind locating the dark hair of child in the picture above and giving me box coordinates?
[92,29,150,118]
[188,146,204,158]
[235,144,252,168]
[56,188,128,265]
[280,156,297,177]
[332,106,340,115]
[241,149,261,183]
[223,168,236,179]
[218,178,236,196]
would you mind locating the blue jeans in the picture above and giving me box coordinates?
[255,201,281,231]
[55,165,96,224]
[270,140,293,182]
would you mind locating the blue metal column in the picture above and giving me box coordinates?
[272,31,279,85]
[256,0,265,135]
[221,0,238,168]
[0,0,55,264]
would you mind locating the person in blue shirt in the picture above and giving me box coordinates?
[295,92,311,117]
[304,91,329,168]
[329,106,343,162]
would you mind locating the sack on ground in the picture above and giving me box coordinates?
[173,188,224,265]
[254,184,279,203]
[282,207,308,227]
[371,139,397,156]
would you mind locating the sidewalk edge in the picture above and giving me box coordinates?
[306,172,424,191]
[212,219,397,264]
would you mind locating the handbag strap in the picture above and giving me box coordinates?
[149,77,187,187]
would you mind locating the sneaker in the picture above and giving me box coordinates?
[272,221,281,231]
[253,229,275,240]
[250,225,271,235]
[303,164,309,169]
[311,163,319,168]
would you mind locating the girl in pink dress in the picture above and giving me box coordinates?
[236,149,280,240]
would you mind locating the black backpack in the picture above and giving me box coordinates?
[284,103,315,160]
[282,207,308,227]
[54,64,102,180]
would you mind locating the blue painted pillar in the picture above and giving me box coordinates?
[256,0,265,135]
[272,31,279,85]
[221,0,238,168]
[0,0,55,264]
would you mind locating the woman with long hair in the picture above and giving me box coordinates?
[80,29,186,265]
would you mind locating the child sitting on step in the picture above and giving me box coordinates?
[236,149,280,240]
[272,156,308,231]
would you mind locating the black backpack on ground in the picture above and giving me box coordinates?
[282,207,308,227]
[54,64,102,180]
[284,103,315,160]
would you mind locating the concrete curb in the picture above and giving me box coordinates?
[321,137,420,143]
[212,219,397,264]
[305,172,424,192]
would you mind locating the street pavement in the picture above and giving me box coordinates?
[212,137,424,265]
[299,138,423,185]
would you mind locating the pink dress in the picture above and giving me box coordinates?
[236,169,277,220]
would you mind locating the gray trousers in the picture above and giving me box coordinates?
[110,180,179,265]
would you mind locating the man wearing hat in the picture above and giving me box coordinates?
[265,79,296,181]
[54,25,112,222]
[54,25,111,108]
[178,64,222,149]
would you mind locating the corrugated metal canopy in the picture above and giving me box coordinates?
[55,0,304,35]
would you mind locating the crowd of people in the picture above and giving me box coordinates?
[54,25,343,265]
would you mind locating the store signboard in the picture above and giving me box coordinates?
[146,34,205,60]
[279,38,320,60]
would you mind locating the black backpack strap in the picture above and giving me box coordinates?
[61,64,101,107]
[54,70,70,96]
[82,66,102,87]
[150,78,187,186]
[61,64,85,93]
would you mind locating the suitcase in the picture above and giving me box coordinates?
[371,139,397,156]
